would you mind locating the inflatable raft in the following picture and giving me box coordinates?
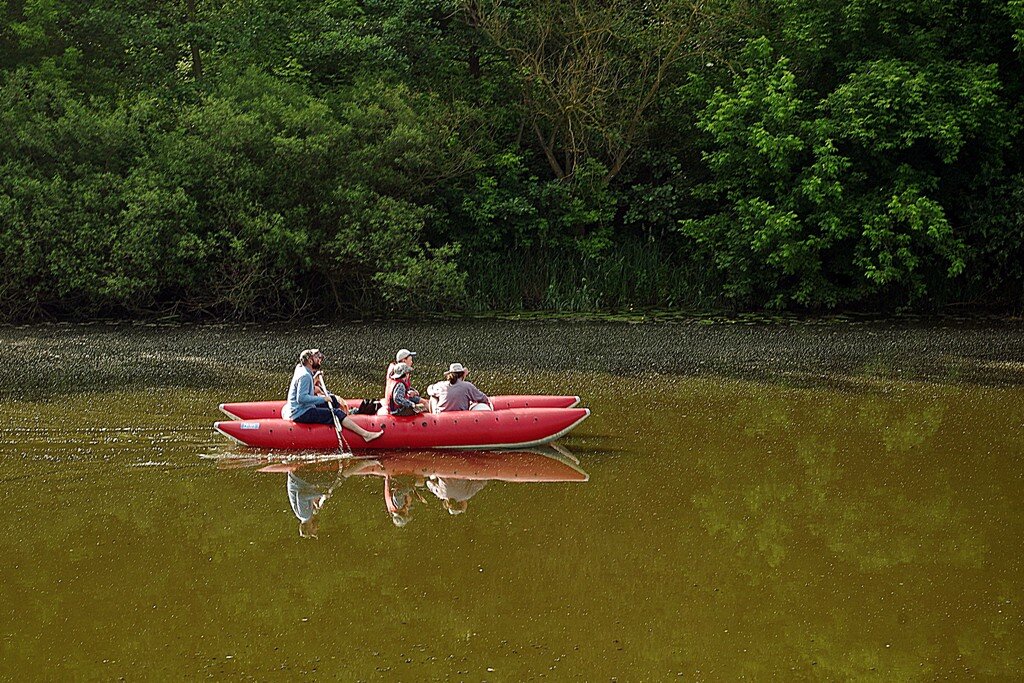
[219,395,581,420]
[213,407,590,450]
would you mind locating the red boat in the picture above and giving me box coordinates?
[213,407,590,450]
[219,395,581,420]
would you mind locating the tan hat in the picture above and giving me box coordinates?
[447,362,468,374]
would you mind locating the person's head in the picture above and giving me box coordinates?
[442,498,468,515]
[395,349,417,367]
[390,363,413,380]
[445,362,468,384]
[299,348,324,371]
[298,516,320,539]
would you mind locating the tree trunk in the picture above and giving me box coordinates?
[534,121,565,179]
[185,0,203,81]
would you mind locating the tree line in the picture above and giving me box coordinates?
[1,0,1022,320]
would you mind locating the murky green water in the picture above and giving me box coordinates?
[1,321,1022,679]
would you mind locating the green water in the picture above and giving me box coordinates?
[0,321,1022,679]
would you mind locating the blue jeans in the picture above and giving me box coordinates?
[294,406,346,425]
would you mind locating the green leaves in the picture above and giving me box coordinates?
[824,60,1003,163]
[676,15,1022,312]
[0,60,474,320]
[1012,1,1024,53]
[1,0,1023,318]
[857,181,965,292]
[680,39,847,307]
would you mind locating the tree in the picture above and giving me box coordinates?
[467,0,725,182]
[680,38,974,308]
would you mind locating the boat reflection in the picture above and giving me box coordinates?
[209,447,588,536]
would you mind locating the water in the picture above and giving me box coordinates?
[1,320,1022,678]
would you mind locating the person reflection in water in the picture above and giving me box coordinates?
[426,475,488,515]
[384,474,425,527]
[288,469,330,539]
[288,459,377,538]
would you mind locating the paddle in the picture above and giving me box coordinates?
[316,371,352,457]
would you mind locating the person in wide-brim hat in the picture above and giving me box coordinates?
[435,361,492,412]
[443,362,469,380]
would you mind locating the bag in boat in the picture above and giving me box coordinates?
[354,399,381,415]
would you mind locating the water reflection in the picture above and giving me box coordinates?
[209,447,588,535]
[285,459,381,538]
[6,319,1024,680]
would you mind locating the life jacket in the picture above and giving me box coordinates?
[384,367,412,414]
[385,476,421,518]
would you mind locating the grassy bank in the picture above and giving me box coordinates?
[464,239,720,313]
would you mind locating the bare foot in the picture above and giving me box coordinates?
[363,430,384,443]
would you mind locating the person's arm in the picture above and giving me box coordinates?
[392,383,416,409]
[312,372,325,396]
[313,372,341,408]
[296,373,328,408]
[466,382,491,405]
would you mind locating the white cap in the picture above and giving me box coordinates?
[447,362,468,374]
[396,349,417,362]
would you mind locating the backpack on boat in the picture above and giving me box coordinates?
[354,399,381,415]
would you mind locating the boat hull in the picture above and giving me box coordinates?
[213,407,590,451]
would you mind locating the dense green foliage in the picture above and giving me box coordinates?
[1,0,1022,319]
